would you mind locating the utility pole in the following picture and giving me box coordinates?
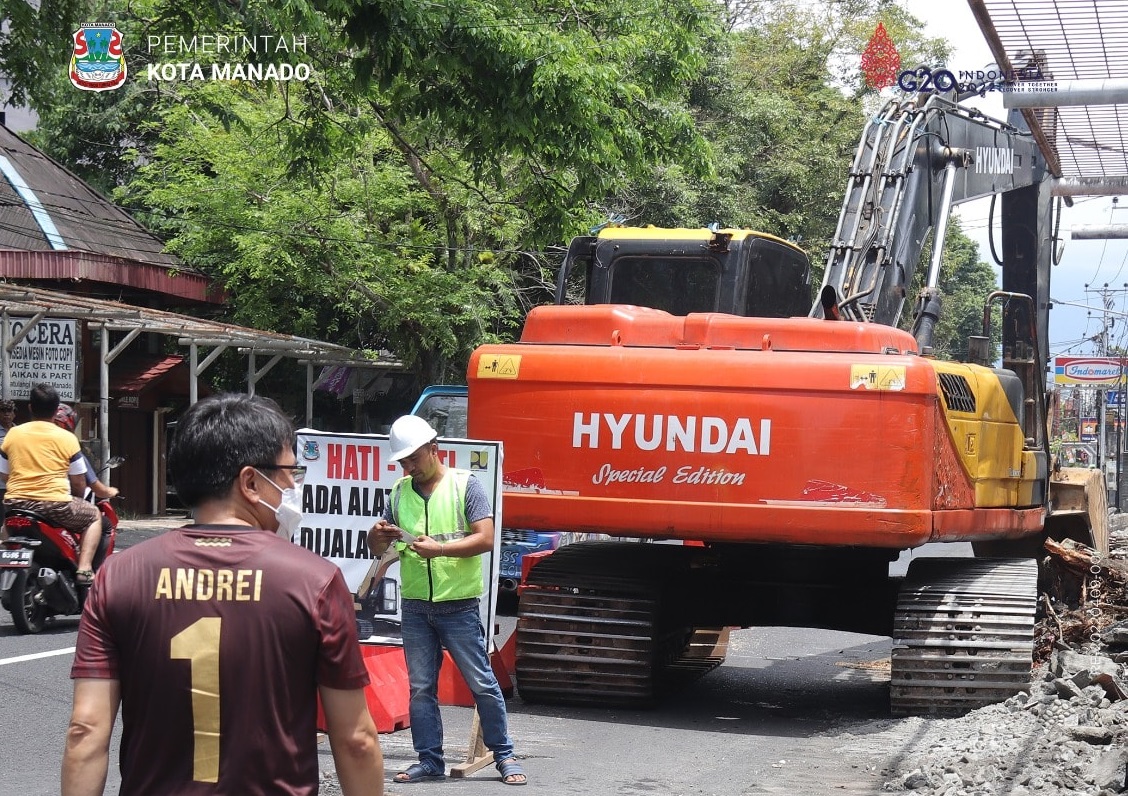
[1078,197,1128,509]
[1119,358,1125,510]
[1083,281,1128,509]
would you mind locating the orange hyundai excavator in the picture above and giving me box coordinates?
[468,93,1106,714]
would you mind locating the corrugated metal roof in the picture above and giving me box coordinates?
[970,0,1128,179]
[0,125,179,264]
[0,125,220,303]
[0,283,402,368]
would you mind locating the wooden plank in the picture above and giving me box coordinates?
[449,710,493,778]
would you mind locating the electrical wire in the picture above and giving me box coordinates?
[1086,200,1116,286]
[1107,227,1128,287]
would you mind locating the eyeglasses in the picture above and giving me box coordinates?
[251,464,307,485]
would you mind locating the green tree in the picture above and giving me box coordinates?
[3,0,725,382]
[901,220,999,361]
[121,82,523,382]
[3,0,983,386]
[594,0,949,259]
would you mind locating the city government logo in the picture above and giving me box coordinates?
[69,24,127,91]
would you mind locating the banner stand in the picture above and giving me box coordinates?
[449,710,492,778]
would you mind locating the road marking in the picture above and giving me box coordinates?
[0,647,75,666]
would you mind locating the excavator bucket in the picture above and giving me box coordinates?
[1047,466,1109,555]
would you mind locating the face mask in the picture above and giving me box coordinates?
[255,471,303,540]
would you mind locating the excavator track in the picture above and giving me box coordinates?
[515,542,727,707]
[891,558,1038,715]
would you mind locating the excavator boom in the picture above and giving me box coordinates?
[818,93,1042,336]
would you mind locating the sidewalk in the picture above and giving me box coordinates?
[114,513,191,549]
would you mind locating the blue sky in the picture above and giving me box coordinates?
[902,0,1128,362]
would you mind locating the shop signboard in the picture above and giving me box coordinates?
[4,317,78,401]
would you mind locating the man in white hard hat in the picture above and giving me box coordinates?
[368,415,526,786]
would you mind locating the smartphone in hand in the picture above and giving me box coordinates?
[394,526,416,543]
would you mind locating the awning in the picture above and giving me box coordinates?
[970,0,1128,183]
[109,354,184,393]
[0,283,402,373]
[0,283,406,501]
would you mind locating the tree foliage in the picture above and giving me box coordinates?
[120,82,528,380]
[593,0,950,261]
[903,220,1000,361]
[1,0,979,388]
[4,0,725,382]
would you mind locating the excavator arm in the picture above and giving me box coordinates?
[816,93,1046,348]
[817,92,1102,554]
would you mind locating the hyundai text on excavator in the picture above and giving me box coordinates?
[467,93,1107,714]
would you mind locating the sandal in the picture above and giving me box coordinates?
[393,763,445,783]
[496,758,527,786]
[75,569,94,586]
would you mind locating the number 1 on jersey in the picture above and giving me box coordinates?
[171,617,222,783]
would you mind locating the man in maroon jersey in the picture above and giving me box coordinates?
[61,393,384,796]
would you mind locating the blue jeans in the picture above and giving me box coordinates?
[400,598,514,774]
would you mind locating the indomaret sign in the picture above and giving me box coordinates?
[4,318,79,401]
[1054,356,1128,387]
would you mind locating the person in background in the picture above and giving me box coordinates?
[367,415,527,786]
[52,405,118,500]
[0,399,16,445]
[0,384,102,584]
[61,392,384,796]
[0,399,15,520]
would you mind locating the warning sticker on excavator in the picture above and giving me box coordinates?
[477,354,522,379]
[850,364,906,391]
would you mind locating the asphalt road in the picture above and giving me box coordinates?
[0,520,966,796]
[354,627,900,796]
[0,516,189,796]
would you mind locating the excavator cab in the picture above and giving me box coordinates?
[555,228,812,318]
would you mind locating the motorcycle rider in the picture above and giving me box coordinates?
[52,404,119,501]
[0,383,103,585]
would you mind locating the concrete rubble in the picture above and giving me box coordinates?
[881,523,1128,795]
[880,653,1128,794]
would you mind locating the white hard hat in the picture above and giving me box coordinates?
[389,415,438,461]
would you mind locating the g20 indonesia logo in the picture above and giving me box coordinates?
[69,24,127,91]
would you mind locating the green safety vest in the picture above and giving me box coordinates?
[392,468,483,601]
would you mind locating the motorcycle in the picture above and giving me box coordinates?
[0,496,118,633]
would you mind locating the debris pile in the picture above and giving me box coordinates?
[883,524,1128,795]
[882,650,1128,794]
[1036,533,1128,661]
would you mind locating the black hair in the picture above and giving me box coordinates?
[28,383,60,420]
[169,393,296,507]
